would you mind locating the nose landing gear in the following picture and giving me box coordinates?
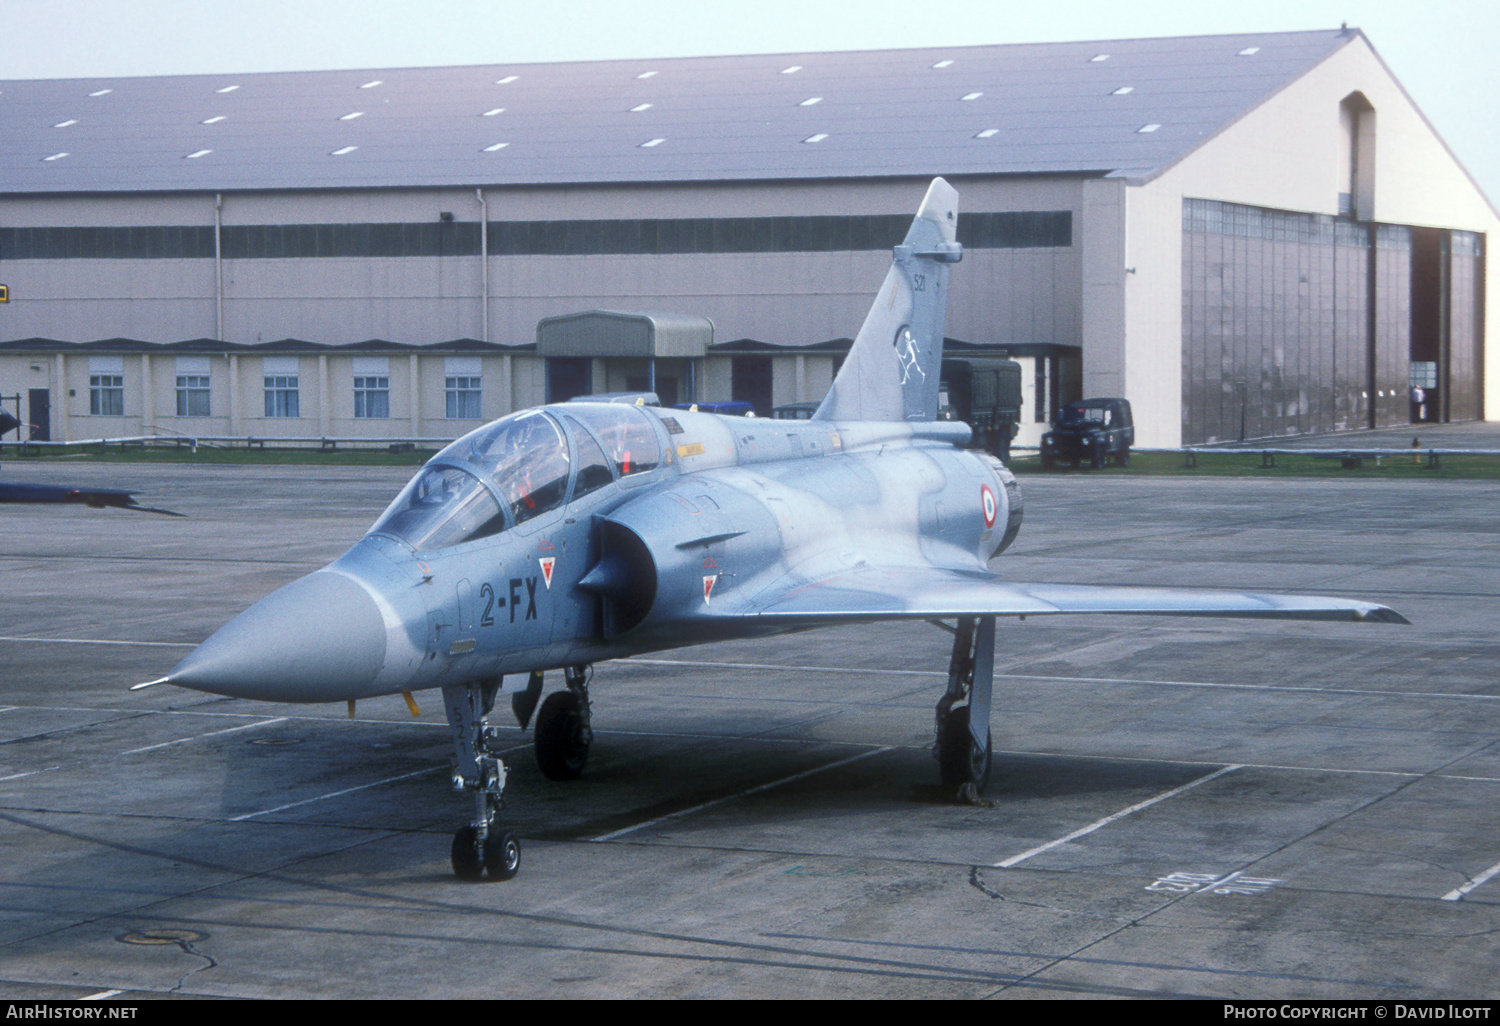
[451,822,520,882]
[443,679,520,881]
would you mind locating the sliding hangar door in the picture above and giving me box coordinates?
[1181,198,1483,445]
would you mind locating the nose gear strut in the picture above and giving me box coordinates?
[444,678,521,881]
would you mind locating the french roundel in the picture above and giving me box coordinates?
[981,484,997,528]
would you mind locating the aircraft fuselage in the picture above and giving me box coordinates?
[167,403,1019,705]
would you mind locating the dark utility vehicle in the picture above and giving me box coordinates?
[1040,398,1134,468]
[771,401,821,420]
[938,358,1024,460]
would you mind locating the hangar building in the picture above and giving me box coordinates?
[0,28,1493,447]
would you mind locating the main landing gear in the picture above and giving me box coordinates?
[443,679,520,881]
[534,665,593,781]
[507,664,595,780]
[935,616,995,796]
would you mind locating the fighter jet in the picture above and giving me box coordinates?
[0,479,182,515]
[0,410,183,514]
[149,179,1405,881]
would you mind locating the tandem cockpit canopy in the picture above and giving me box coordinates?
[367,404,663,552]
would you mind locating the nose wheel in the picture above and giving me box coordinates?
[443,680,521,881]
[452,824,520,882]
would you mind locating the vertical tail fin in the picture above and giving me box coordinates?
[813,177,962,422]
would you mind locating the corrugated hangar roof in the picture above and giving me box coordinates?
[1,29,1357,194]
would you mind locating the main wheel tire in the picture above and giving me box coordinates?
[451,825,484,881]
[484,831,521,881]
[937,705,993,792]
[1117,448,1131,467]
[535,690,589,781]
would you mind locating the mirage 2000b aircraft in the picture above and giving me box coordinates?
[149,179,1406,881]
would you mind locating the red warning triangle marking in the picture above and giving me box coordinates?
[538,538,555,551]
[703,557,717,569]
[703,574,718,605]
[539,556,556,589]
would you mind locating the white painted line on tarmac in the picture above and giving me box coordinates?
[624,657,941,677]
[993,764,1242,869]
[591,747,893,842]
[0,767,57,782]
[0,635,196,648]
[621,657,1500,703]
[121,717,288,755]
[230,767,443,821]
[81,990,123,1000]
[1441,857,1500,901]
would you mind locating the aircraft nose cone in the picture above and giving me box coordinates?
[169,571,388,702]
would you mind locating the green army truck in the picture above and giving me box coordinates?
[939,358,1023,461]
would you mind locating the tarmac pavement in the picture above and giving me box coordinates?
[0,459,1495,999]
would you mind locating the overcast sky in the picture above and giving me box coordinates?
[3,0,1496,205]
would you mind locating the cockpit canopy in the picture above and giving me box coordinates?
[367,404,663,552]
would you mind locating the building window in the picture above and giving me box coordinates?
[264,375,300,418]
[354,376,389,418]
[176,375,211,417]
[446,376,482,419]
[89,375,124,416]
[1409,362,1437,389]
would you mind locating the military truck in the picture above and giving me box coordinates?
[938,358,1023,461]
[1040,398,1134,468]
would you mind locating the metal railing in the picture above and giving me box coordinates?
[1007,445,1500,469]
[1,434,456,455]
